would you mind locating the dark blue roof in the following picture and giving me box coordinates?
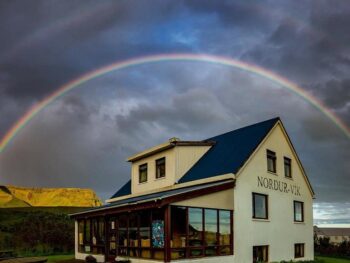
[110,180,131,199]
[110,117,280,198]
[178,117,280,183]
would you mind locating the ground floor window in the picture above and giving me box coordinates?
[294,243,305,258]
[78,217,105,254]
[77,206,233,261]
[253,245,268,263]
[252,193,268,219]
[170,206,233,260]
[108,209,165,260]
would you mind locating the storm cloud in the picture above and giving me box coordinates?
[0,0,349,223]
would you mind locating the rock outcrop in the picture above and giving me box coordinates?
[0,185,102,207]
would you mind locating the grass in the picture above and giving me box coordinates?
[46,254,75,262]
[44,255,350,263]
[316,256,350,263]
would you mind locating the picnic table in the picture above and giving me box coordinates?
[0,257,47,263]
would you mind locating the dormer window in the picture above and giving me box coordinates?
[156,157,166,179]
[139,163,148,183]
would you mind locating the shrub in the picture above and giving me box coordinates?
[85,255,97,263]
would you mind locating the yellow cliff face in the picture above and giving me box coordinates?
[0,185,102,207]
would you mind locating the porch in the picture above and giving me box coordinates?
[71,180,234,262]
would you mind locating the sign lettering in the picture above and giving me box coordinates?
[257,176,301,196]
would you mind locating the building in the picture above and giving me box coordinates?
[71,117,315,262]
[314,226,350,245]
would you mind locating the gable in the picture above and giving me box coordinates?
[178,117,280,183]
[236,122,314,198]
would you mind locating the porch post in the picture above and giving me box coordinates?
[104,216,108,261]
[164,205,171,262]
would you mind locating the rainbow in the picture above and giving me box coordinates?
[1,53,349,153]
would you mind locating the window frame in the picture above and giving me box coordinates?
[252,193,269,220]
[78,217,105,254]
[170,205,233,259]
[139,163,148,183]
[294,243,305,258]
[253,245,269,263]
[155,157,166,179]
[284,157,292,178]
[266,149,277,173]
[294,201,304,222]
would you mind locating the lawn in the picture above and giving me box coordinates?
[46,254,75,262]
[316,256,350,263]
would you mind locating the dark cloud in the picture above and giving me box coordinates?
[0,0,349,221]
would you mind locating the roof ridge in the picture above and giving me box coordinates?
[204,117,280,141]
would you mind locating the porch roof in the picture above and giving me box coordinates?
[70,179,234,218]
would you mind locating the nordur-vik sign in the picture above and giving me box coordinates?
[257,176,301,196]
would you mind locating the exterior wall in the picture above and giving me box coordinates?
[233,123,314,262]
[74,220,105,263]
[131,148,176,194]
[174,146,211,181]
[173,188,234,210]
[131,146,211,195]
[329,235,350,244]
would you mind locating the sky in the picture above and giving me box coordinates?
[0,0,349,224]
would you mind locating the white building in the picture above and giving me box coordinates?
[314,226,350,245]
[71,117,315,262]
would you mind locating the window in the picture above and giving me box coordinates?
[253,245,268,262]
[139,163,148,183]
[252,193,268,219]
[170,206,233,260]
[267,150,276,173]
[189,208,203,257]
[204,209,217,256]
[294,201,304,222]
[294,243,304,258]
[284,157,292,178]
[219,210,232,255]
[156,157,166,179]
[77,218,105,254]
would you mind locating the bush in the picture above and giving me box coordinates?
[11,211,74,255]
[85,255,97,263]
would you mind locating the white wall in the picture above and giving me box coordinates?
[131,148,176,194]
[131,146,211,195]
[233,123,314,262]
[173,188,234,210]
[174,146,211,181]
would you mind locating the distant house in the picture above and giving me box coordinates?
[71,117,315,262]
[314,226,350,244]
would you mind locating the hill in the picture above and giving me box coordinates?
[0,185,102,207]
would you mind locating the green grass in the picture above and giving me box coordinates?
[316,256,350,263]
[46,254,75,262]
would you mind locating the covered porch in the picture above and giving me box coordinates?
[71,180,234,262]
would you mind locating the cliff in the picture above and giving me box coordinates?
[0,185,102,207]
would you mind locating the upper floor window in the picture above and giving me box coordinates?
[156,157,166,179]
[284,157,292,178]
[252,193,268,219]
[266,150,276,173]
[294,201,304,222]
[139,163,148,183]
